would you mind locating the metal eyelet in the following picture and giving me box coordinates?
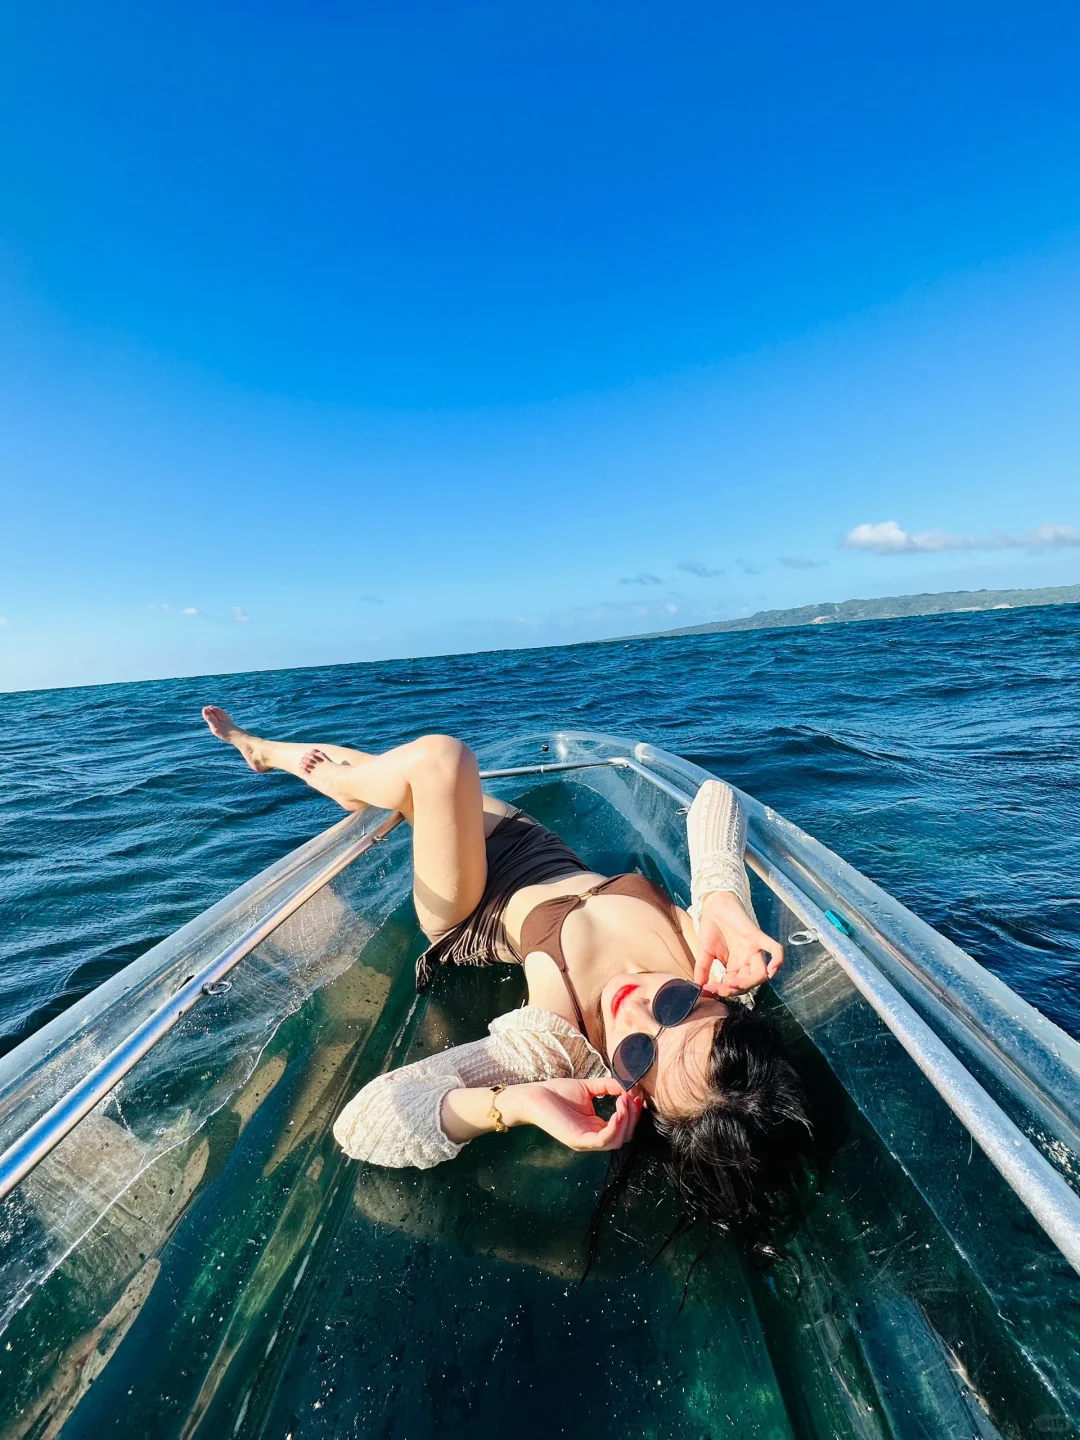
[787,930,818,947]
[201,979,232,997]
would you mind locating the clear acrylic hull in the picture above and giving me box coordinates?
[0,733,1077,1438]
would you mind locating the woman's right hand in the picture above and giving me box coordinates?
[505,1078,643,1152]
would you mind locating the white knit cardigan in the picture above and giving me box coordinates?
[333,779,755,1169]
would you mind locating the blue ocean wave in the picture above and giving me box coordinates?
[1,603,1078,1051]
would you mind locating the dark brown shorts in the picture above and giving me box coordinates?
[414,809,590,993]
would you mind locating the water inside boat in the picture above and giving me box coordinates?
[1,732,1078,1438]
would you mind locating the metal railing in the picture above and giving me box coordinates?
[745,840,1080,1275]
[2,750,1079,1279]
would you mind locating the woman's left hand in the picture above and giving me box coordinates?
[694,891,784,997]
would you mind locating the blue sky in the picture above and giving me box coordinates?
[2,0,1080,691]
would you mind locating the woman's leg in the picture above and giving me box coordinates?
[202,707,491,938]
[202,706,374,774]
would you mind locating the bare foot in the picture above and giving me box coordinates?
[298,747,362,811]
[201,705,270,773]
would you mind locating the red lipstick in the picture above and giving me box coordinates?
[610,983,637,1019]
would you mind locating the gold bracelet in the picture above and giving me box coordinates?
[487,1084,508,1133]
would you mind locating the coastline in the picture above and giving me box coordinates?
[627,582,1080,641]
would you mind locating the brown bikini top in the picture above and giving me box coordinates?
[518,873,696,1043]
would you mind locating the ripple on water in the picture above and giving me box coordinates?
[0,602,1078,1051]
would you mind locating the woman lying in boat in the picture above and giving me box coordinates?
[203,709,810,1254]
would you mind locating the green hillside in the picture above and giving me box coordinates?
[631,583,1080,639]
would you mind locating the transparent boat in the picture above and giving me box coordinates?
[1,733,1078,1439]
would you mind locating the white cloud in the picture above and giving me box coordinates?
[780,555,826,570]
[619,572,663,586]
[0,617,7,627]
[232,606,250,623]
[1025,522,1080,548]
[842,520,1080,555]
[151,603,203,617]
[677,560,725,578]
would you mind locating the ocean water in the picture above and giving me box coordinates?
[1,603,1078,1056]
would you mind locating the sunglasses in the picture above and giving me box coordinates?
[610,978,704,1091]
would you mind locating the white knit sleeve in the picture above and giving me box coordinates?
[332,1007,603,1170]
[687,778,756,926]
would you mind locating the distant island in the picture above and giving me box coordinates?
[629,582,1080,640]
